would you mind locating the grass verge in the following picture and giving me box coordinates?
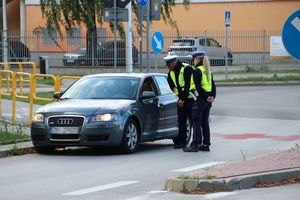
[1,91,54,105]
[0,119,31,145]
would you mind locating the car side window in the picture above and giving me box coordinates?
[141,78,156,96]
[153,75,173,95]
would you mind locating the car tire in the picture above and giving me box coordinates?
[34,146,55,154]
[121,119,140,154]
[172,117,192,145]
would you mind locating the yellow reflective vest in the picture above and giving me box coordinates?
[170,63,195,98]
[196,65,212,92]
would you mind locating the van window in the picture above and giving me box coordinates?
[209,39,219,47]
[172,39,195,46]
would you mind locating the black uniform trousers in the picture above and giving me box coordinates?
[201,104,212,146]
[176,98,193,145]
[191,98,209,147]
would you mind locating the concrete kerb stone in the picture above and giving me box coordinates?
[0,141,33,158]
[165,168,300,193]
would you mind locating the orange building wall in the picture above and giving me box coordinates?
[151,0,300,32]
[25,5,111,34]
[23,0,300,34]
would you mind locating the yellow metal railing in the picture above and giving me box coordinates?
[0,62,81,124]
[0,62,37,74]
[57,75,80,92]
[0,70,13,115]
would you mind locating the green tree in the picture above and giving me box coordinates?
[40,0,190,63]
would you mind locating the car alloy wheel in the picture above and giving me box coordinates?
[186,118,192,145]
[121,119,139,153]
[172,118,192,145]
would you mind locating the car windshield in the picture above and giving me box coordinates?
[172,39,194,46]
[61,76,140,100]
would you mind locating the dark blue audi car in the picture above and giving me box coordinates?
[31,73,191,154]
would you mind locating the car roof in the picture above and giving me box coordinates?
[172,37,211,40]
[83,73,166,79]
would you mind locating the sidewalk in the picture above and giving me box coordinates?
[165,148,300,193]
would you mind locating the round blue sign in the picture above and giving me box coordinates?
[138,0,148,7]
[282,10,300,60]
[152,32,164,55]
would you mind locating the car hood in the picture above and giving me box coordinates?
[36,99,135,115]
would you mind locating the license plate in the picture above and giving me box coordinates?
[49,127,80,134]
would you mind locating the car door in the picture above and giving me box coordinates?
[138,77,161,141]
[153,75,178,139]
[207,38,225,60]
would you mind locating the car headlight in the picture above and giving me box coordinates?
[32,114,44,122]
[93,114,118,122]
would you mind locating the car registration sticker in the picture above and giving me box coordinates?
[49,127,80,134]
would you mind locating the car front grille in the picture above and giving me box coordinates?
[48,115,85,142]
[48,116,84,127]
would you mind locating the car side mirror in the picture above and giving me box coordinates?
[141,91,156,99]
[53,92,62,99]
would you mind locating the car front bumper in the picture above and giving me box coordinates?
[31,121,124,148]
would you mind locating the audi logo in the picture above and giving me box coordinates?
[57,118,74,125]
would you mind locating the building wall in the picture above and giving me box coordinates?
[7,0,300,33]
[152,0,300,32]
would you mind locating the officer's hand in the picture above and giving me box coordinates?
[173,87,178,94]
[207,96,215,103]
[177,99,185,107]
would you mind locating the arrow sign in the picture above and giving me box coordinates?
[151,32,164,54]
[153,35,162,50]
[138,0,148,7]
[282,10,300,60]
[291,17,300,32]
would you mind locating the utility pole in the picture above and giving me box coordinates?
[126,1,133,72]
[2,0,8,68]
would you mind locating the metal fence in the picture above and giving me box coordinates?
[1,29,299,69]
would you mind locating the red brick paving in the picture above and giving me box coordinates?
[212,132,300,141]
[194,148,300,179]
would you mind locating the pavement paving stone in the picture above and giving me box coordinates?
[166,148,300,192]
[193,148,300,179]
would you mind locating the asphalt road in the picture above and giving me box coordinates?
[0,85,299,200]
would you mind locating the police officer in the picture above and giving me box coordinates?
[164,55,194,149]
[183,51,216,152]
[199,54,216,151]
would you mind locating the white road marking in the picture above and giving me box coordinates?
[148,190,168,194]
[125,195,149,200]
[291,17,300,32]
[204,191,237,199]
[172,161,226,172]
[62,181,139,196]
[125,191,168,200]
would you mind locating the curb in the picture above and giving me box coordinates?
[165,168,300,193]
[0,141,34,158]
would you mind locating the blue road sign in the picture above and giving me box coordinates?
[152,32,164,54]
[282,10,300,60]
[225,11,230,27]
[138,0,148,7]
